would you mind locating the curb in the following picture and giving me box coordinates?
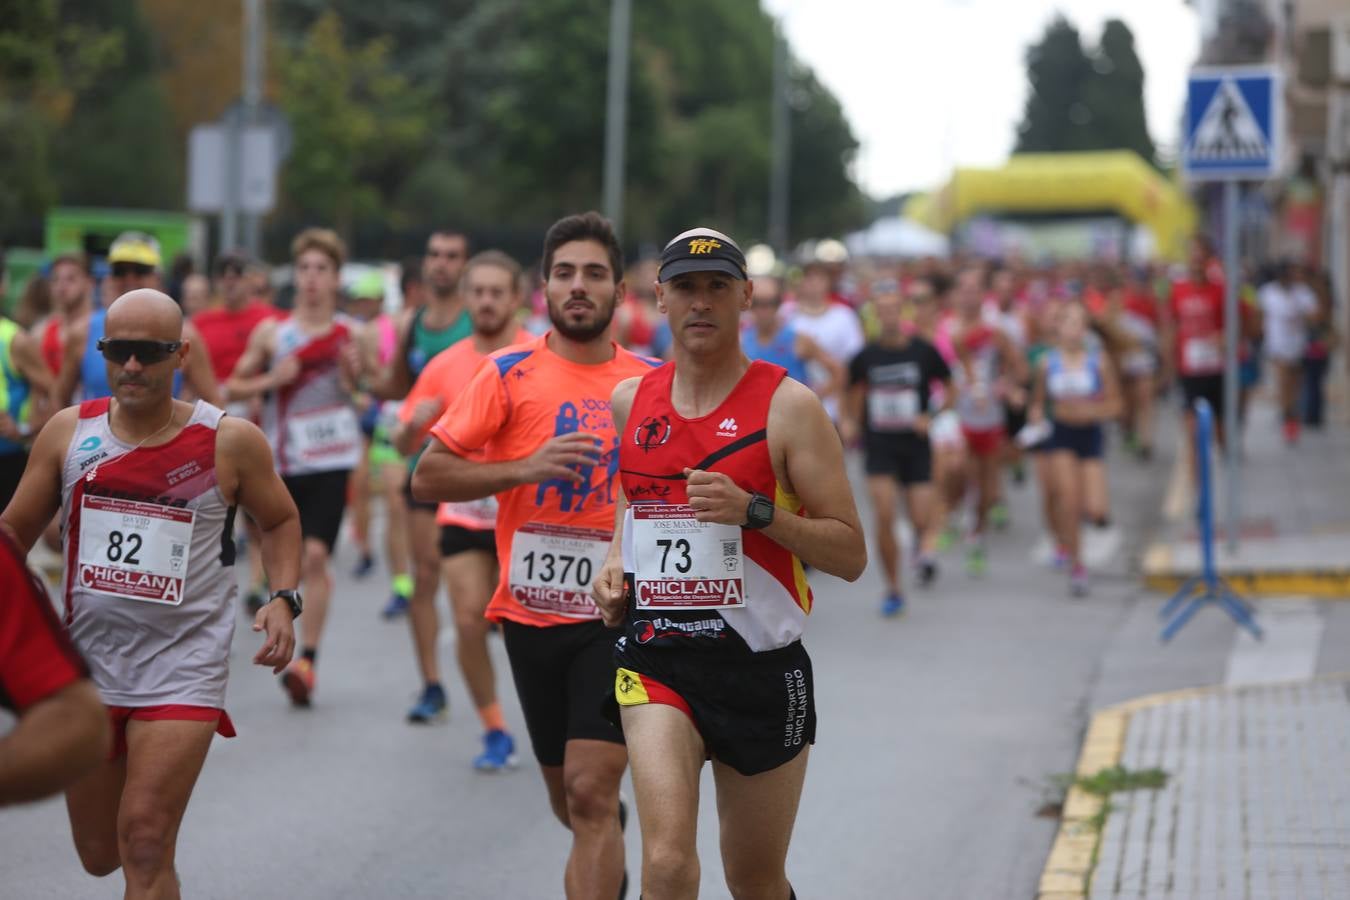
[1142,542,1350,598]
[1035,674,1350,899]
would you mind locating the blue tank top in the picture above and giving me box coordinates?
[1045,348,1103,401]
[82,309,184,400]
[741,322,809,385]
[0,319,32,455]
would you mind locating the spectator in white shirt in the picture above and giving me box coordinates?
[1258,262,1319,444]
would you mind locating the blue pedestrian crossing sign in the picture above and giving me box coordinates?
[1183,66,1280,181]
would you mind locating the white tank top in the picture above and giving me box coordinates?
[262,317,362,475]
[60,399,237,708]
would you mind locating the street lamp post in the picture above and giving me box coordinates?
[602,0,632,239]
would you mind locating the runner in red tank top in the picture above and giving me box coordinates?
[593,227,865,900]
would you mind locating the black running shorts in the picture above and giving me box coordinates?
[501,619,625,767]
[864,434,933,486]
[281,470,350,553]
[610,638,816,777]
[1180,374,1225,421]
[439,525,495,558]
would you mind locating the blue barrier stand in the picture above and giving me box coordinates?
[1159,399,1262,642]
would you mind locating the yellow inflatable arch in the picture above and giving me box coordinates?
[903,151,1196,260]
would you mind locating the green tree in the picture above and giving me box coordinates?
[1015,16,1157,166]
[0,0,124,238]
[276,11,432,241]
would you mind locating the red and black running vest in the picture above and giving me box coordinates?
[619,360,812,654]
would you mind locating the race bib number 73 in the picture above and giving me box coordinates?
[631,504,745,610]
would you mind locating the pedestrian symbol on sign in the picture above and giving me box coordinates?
[1188,79,1268,162]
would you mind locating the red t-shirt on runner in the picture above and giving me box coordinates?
[192,303,279,381]
[0,530,88,713]
[1169,280,1225,376]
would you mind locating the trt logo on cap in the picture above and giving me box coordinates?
[659,227,747,282]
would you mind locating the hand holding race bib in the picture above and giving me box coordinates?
[683,468,752,526]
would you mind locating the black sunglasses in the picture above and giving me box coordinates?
[97,338,182,365]
[111,262,155,278]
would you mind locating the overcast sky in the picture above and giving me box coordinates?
[761,0,1202,198]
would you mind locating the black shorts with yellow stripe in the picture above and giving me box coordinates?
[608,637,816,776]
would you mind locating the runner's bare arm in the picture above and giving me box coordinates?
[52,317,89,407]
[1028,358,1049,423]
[685,379,865,580]
[180,323,224,408]
[223,319,280,401]
[593,377,639,627]
[762,379,865,579]
[370,310,414,401]
[0,679,108,807]
[9,330,56,431]
[1094,355,1124,422]
[219,417,300,673]
[392,398,445,457]
[998,331,1029,390]
[411,430,603,504]
[796,333,846,398]
[0,408,79,552]
[840,379,865,446]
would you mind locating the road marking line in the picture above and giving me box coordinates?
[1224,598,1324,686]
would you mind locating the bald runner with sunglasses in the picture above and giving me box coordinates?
[1,288,302,899]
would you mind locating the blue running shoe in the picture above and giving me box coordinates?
[473,729,518,771]
[351,553,375,578]
[881,593,905,617]
[381,592,409,620]
[407,683,447,723]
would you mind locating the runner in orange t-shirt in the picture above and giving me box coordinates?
[413,213,655,899]
[393,250,530,770]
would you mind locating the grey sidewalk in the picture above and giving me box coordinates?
[1143,381,1350,597]
[1088,677,1350,900]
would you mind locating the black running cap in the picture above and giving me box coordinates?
[658,228,747,282]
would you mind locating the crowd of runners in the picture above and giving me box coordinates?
[0,215,1337,899]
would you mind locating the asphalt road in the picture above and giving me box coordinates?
[5,415,1348,899]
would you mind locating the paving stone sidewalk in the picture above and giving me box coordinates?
[1089,678,1350,900]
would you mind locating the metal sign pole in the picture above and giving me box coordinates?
[1222,180,1241,554]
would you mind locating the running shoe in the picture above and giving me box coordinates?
[965,543,987,577]
[1050,545,1070,570]
[473,728,518,771]
[381,592,409,620]
[351,553,375,578]
[1011,462,1027,486]
[990,502,1010,530]
[281,658,315,707]
[407,683,447,723]
[917,557,938,587]
[881,593,905,617]
[1070,565,1090,598]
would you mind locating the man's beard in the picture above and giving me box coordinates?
[548,293,616,343]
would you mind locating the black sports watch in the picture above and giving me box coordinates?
[271,589,303,619]
[744,492,775,530]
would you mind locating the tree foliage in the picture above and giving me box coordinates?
[1014,17,1156,166]
[3,0,866,256]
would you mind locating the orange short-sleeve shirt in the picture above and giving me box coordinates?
[429,333,661,627]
